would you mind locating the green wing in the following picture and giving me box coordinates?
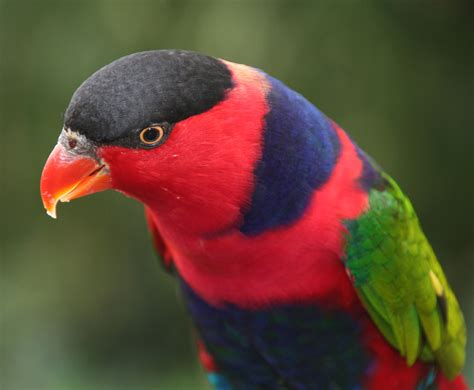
[344,174,466,379]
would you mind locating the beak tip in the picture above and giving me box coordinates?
[46,205,57,219]
[40,142,112,218]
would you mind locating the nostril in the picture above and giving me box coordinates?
[68,138,77,149]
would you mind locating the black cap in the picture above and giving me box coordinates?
[64,50,233,143]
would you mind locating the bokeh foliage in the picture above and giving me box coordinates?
[1,0,472,388]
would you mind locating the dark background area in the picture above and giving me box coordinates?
[1,1,472,388]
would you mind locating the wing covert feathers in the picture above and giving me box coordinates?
[344,175,466,379]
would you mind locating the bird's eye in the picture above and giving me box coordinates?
[139,126,165,146]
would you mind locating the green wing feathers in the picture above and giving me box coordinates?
[345,175,466,379]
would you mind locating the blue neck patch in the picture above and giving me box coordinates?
[240,75,340,235]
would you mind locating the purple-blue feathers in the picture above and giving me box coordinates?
[240,75,340,235]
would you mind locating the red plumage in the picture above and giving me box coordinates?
[40,52,467,389]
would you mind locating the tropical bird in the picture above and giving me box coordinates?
[40,50,467,389]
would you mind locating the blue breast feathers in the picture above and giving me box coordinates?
[180,279,370,389]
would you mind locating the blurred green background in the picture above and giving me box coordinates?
[1,1,472,389]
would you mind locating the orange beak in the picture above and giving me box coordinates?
[40,144,112,218]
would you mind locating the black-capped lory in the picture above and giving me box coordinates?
[40,50,467,389]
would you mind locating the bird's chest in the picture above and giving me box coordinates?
[164,224,359,309]
[180,279,371,389]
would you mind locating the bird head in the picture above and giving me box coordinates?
[40,50,270,233]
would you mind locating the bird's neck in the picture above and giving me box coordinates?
[143,125,370,309]
[140,70,346,238]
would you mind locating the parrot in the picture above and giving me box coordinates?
[40,50,467,389]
